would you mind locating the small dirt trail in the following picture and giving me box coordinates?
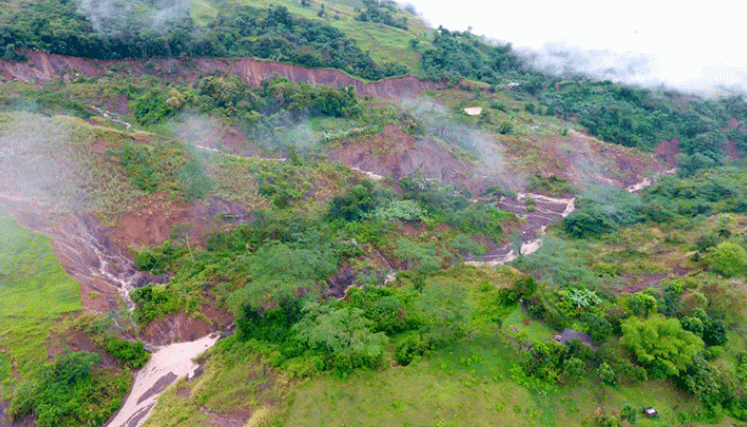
[105,334,220,427]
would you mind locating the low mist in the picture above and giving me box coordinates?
[401,98,518,190]
[77,0,191,37]
[0,113,85,211]
[517,41,747,97]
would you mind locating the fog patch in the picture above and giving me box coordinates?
[517,41,747,97]
[401,98,517,189]
[0,112,85,211]
[77,0,191,38]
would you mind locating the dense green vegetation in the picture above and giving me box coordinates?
[0,0,405,79]
[5,1,747,425]
[7,351,131,427]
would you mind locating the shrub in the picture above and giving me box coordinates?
[707,241,747,277]
[106,337,150,368]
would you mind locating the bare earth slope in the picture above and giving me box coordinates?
[0,52,444,99]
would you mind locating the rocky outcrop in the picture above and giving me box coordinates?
[0,51,444,99]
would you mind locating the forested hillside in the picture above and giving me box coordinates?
[2,1,747,426]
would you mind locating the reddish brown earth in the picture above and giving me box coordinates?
[655,136,680,165]
[0,51,444,100]
[143,307,232,347]
[330,125,669,196]
[110,192,249,250]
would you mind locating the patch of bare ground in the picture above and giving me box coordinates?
[328,124,472,190]
[331,124,668,200]
[0,400,34,427]
[141,306,232,347]
[110,192,250,251]
[519,131,669,190]
[0,51,444,100]
[46,326,117,367]
[615,263,693,294]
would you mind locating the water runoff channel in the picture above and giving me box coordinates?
[102,146,669,426]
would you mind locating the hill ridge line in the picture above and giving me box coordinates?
[0,51,445,99]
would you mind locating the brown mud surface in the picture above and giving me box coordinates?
[0,52,444,100]
[110,192,250,250]
[143,307,232,347]
[330,126,669,197]
[0,400,34,427]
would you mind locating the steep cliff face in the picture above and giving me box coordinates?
[0,51,444,98]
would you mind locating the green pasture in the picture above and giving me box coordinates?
[0,207,81,389]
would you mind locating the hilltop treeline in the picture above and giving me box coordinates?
[0,1,405,80]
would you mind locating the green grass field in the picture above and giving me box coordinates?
[0,207,81,393]
[284,334,713,427]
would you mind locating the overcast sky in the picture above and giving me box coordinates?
[403,0,747,95]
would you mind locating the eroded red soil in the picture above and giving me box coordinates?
[0,52,444,100]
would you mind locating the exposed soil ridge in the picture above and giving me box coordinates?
[0,51,444,99]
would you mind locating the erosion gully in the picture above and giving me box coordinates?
[0,138,669,427]
[104,158,670,427]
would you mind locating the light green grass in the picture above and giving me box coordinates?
[217,0,429,74]
[0,207,81,388]
[501,306,555,345]
[284,334,715,427]
[284,335,542,427]
[333,20,427,73]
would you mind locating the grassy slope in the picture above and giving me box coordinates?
[285,336,703,427]
[0,207,81,393]
[193,0,430,75]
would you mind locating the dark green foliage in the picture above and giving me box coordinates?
[293,303,388,376]
[421,27,525,83]
[8,351,130,427]
[597,362,616,385]
[179,158,213,202]
[525,174,575,196]
[707,241,747,277]
[512,237,599,289]
[620,315,704,378]
[394,334,429,366]
[677,354,724,407]
[131,284,181,325]
[395,239,441,277]
[581,314,613,343]
[134,91,176,126]
[0,2,399,80]
[132,241,181,272]
[346,286,419,334]
[105,337,150,368]
[620,404,638,424]
[327,181,386,222]
[400,171,469,215]
[236,297,304,344]
[513,275,536,297]
[355,0,408,30]
[416,280,471,347]
[115,142,162,192]
[627,292,657,317]
[525,340,576,383]
[562,186,642,238]
[596,343,648,385]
